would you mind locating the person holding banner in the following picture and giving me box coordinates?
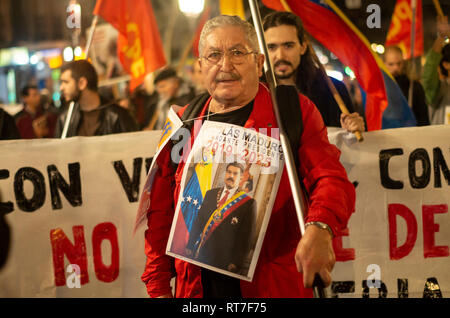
[262,11,365,134]
[141,15,355,298]
[422,15,450,125]
[54,60,138,137]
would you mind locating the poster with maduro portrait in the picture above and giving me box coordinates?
[166,121,284,281]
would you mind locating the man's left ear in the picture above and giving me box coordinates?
[77,77,88,91]
[257,54,265,77]
[299,42,307,56]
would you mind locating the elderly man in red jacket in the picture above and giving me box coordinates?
[141,15,355,298]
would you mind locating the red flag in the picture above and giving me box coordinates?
[385,0,424,59]
[93,0,166,90]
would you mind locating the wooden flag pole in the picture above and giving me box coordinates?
[408,0,417,108]
[85,15,99,58]
[310,45,364,142]
[433,0,444,17]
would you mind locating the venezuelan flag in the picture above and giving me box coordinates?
[181,159,212,232]
[262,0,417,130]
[170,151,212,255]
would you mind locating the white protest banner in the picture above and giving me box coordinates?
[1,125,449,298]
[327,125,450,298]
[0,131,160,297]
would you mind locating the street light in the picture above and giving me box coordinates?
[178,0,205,17]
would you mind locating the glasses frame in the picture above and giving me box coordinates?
[201,48,258,65]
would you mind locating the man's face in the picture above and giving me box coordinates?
[199,25,264,107]
[225,165,242,189]
[60,70,81,102]
[265,25,306,83]
[384,50,404,77]
[23,88,41,109]
[155,77,179,101]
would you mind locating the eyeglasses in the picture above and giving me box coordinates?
[202,49,257,65]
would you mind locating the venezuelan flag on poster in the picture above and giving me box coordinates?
[385,0,424,59]
[93,0,166,91]
[181,162,212,232]
[262,0,417,130]
[170,151,212,254]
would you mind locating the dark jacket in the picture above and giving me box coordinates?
[54,99,138,138]
[395,74,430,126]
[0,108,20,140]
[304,74,356,127]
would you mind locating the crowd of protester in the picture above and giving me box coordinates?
[0,14,448,141]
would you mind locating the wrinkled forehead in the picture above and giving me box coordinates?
[203,25,252,52]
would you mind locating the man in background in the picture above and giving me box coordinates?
[143,67,195,130]
[263,11,365,134]
[15,85,57,138]
[422,15,450,125]
[383,46,430,126]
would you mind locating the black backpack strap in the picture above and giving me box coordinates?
[170,93,211,170]
[276,85,303,167]
[180,92,211,132]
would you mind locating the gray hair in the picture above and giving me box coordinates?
[198,15,259,56]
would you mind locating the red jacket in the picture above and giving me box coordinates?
[141,84,355,298]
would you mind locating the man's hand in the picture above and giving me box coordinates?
[295,224,335,288]
[340,112,365,134]
[32,115,49,138]
[437,15,449,39]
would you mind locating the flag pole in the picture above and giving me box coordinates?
[61,14,98,139]
[432,0,444,17]
[85,15,99,58]
[248,0,326,298]
[309,45,364,141]
[408,0,417,108]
